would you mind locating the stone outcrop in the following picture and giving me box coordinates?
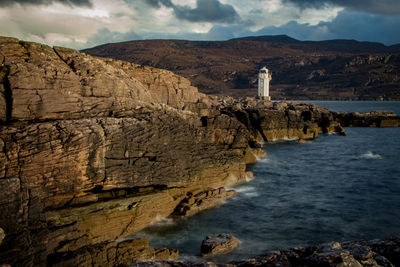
[0,37,347,266]
[201,234,240,256]
[334,111,400,127]
[129,235,400,267]
[0,36,209,123]
[218,98,346,142]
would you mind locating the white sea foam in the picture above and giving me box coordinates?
[234,186,260,198]
[245,172,254,182]
[243,191,260,198]
[359,151,382,159]
[257,157,270,163]
[149,216,176,227]
[234,186,255,193]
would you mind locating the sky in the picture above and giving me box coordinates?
[0,0,400,49]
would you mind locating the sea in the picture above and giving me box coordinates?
[134,101,400,263]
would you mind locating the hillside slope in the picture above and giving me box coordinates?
[83,35,400,100]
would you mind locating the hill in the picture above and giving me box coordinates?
[83,35,400,100]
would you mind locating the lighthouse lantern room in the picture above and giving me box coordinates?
[257,67,272,100]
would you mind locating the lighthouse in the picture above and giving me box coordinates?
[257,67,272,100]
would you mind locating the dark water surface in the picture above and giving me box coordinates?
[134,101,400,263]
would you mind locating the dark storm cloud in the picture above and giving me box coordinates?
[143,0,173,8]
[142,0,240,23]
[254,11,400,45]
[283,0,400,15]
[173,0,239,23]
[0,0,91,7]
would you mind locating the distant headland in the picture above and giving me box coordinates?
[82,35,400,101]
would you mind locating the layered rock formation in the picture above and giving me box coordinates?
[0,37,345,266]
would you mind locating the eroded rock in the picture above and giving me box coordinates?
[201,234,240,256]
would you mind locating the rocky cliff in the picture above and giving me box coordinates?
[0,37,345,266]
[82,36,400,100]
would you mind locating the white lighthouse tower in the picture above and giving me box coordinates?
[257,67,272,100]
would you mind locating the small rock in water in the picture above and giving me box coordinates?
[201,233,240,256]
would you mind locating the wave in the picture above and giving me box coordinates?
[234,186,260,198]
[149,216,176,227]
[358,151,383,159]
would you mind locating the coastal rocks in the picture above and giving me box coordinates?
[172,188,237,217]
[201,234,240,256]
[334,111,400,127]
[0,37,208,123]
[0,112,248,266]
[0,37,350,266]
[221,99,346,142]
[235,238,400,267]
[47,237,178,267]
[132,235,400,267]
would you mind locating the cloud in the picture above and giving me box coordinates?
[174,0,240,23]
[0,0,92,7]
[1,0,400,50]
[254,10,400,45]
[141,0,240,23]
[283,0,400,16]
[142,0,173,8]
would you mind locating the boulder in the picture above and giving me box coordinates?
[201,234,240,256]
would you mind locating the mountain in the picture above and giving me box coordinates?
[83,35,400,100]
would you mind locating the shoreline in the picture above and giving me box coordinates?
[128,234,400,267]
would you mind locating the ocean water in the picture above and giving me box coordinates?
[133,101,400,263]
